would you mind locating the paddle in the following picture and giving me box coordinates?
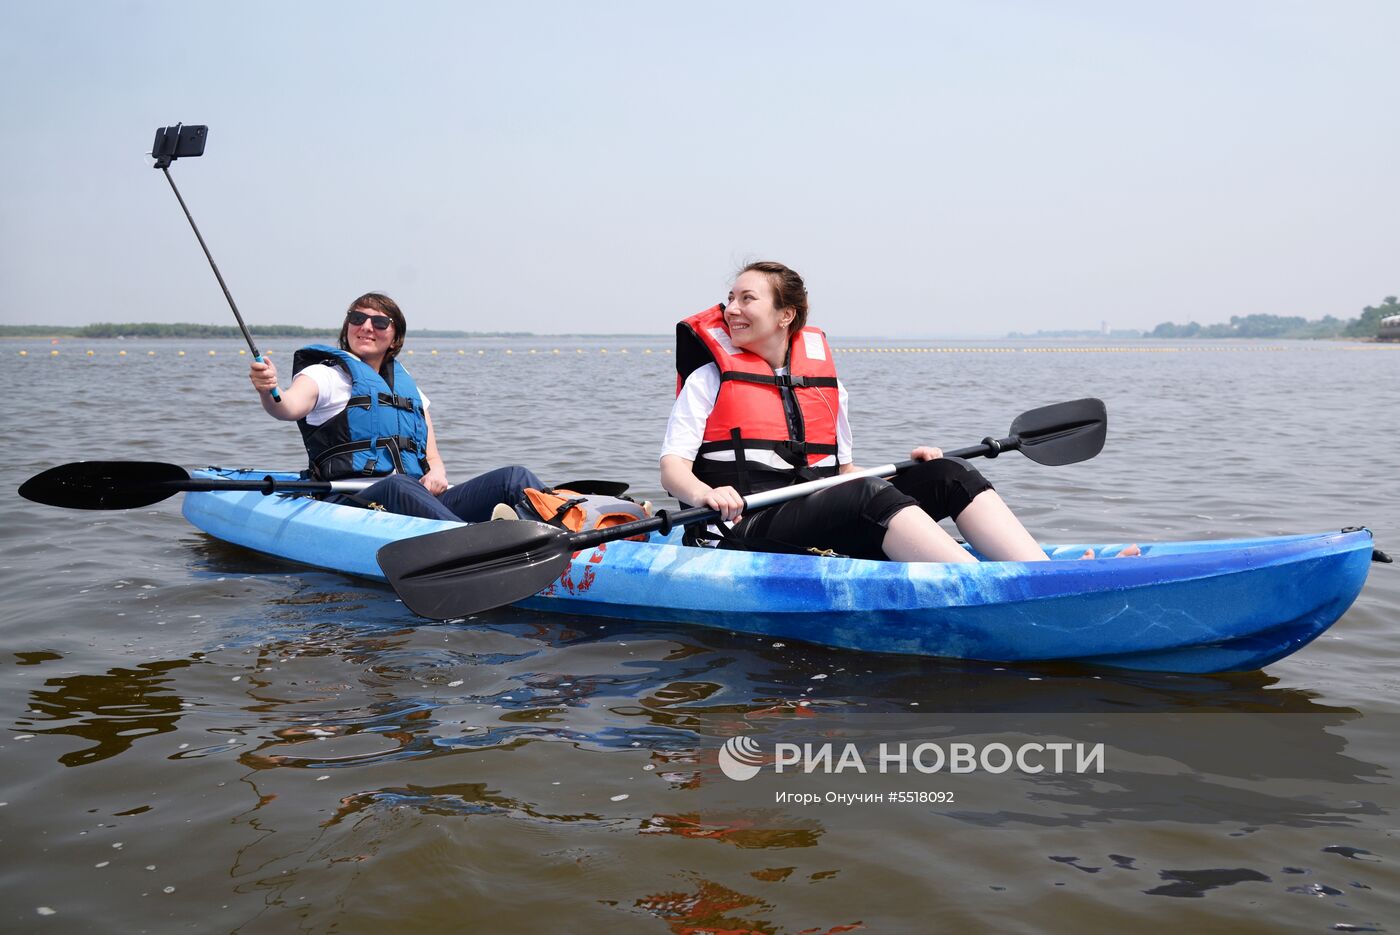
[378,397,1107,620]
[19,461,375,511]
[151,123,281,403]
[554,479,630,497]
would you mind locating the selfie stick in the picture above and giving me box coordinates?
[151,123,281,403]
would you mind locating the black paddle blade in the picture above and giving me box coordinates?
[554,479,630,497]
[1009,398,1106,466]
[18,461,190,510]
[377,520,576,620]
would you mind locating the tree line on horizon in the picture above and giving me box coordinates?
[5,297,1396,341]
[1148,296,1397,339]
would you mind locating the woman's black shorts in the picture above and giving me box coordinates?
[724,457,994,560]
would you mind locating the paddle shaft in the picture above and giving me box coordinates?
[160,164,281,403]
[156,476,376,496]
[568,434,1018,551]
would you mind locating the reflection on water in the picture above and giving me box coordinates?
[1142,867,1271,899]
[20,659,192,767]
[630,874,866,935]
[632,877,780,935]
[10,583,1396,931]
[640,813,823,849]
[328,783,610,826]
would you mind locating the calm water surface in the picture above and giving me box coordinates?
[2,336,1398,933]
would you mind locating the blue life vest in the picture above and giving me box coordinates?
[291,345,429,480]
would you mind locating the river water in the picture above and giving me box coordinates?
[3,335,1398,933]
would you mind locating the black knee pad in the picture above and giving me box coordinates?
[739,476,916,560]
[893,458,994,522]
[856,477,918,529]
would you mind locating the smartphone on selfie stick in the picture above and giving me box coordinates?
[150,123,280,402]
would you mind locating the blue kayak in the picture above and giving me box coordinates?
[181,468,1377,674]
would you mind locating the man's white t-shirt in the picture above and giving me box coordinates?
[297,363,431,427]
[659,362,852,469]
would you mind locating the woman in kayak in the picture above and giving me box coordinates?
[248,292,542,522]
[661,261,1136,561]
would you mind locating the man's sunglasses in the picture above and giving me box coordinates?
[346,311,393,331]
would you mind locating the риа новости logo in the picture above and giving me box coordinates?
[718,736,765,781]
[717,736,1106,781]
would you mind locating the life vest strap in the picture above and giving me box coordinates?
[544,496,587,526]
[696,438,839,458]
[345,392,419,413]
[311,435,421,477]
[717,370,838,389]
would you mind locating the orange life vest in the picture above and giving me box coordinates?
[675,304,841,495]
[513,486,650,540]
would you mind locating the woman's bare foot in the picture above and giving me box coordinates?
[1078,544,1143,560]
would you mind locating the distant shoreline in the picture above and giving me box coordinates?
[1,325,1391,342]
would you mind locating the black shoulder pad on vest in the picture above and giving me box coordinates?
[676,309,720,384]
[292,347,345,376]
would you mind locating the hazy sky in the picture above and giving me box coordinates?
[2,1,1396,337]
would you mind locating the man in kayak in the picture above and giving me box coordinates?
[661,261,1138,561]
[248,292,542,522]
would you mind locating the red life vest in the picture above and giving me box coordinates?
[676,304,842,495]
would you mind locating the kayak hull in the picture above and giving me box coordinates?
[181,469,1375,673]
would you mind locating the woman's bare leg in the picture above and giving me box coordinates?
[881,506,977,563]
[881,491,1138,563]
[951,490,1049,562]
